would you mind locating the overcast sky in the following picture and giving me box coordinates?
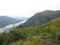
[0,0,60,18]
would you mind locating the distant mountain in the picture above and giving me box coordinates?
[21,10,60,26]
[0,16,22,28]
[10,16,29,21]
[18,17,29,21]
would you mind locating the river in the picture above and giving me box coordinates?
[0,20,27,32]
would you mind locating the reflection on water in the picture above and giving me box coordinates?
[0,20,27,32]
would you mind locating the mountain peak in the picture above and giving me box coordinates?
[21,10,60,26]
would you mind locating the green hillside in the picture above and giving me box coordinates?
[0,17,60,45]
[42,17,60,31]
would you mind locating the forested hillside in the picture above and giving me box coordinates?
[0,17,60,45]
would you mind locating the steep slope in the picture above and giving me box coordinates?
[9,18,60,45]
[35,18,60,45]
[21,10,60,26]
[41,17,60,32]
[0,16,21,28]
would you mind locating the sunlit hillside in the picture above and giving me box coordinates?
[8,17,60,45]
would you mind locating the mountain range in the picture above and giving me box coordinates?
[0,16,23,28]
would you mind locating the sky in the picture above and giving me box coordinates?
[0,0,60,18]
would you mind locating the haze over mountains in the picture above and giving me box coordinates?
[0,10,60,28]
[0,16,26,28]
[21,10,60,26]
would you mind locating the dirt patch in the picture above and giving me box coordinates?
[36,39,56,45]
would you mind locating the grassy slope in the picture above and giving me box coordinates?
[9,18,60,45]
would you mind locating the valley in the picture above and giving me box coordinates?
[0,10,60,45]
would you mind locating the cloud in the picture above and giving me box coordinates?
[0,0,60,17]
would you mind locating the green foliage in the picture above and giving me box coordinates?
[0,17,60,45]
[40,32,52,39]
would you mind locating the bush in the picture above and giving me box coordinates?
[40,32,52,39]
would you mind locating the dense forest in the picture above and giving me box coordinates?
[0,10,60,45]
